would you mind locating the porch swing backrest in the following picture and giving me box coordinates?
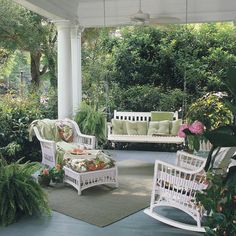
[113,110,178,121]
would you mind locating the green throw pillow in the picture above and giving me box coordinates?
[126,121,148,135]
[147,122,160,135]
[151,111,174,121]
[148,121,170,135]
[156,120,170,135]
[112,119,127,135]
[170,119,182,136]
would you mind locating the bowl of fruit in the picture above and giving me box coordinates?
[70,148,86,155]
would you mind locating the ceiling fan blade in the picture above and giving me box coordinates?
[149,16,181,25]
[130,9,150,22]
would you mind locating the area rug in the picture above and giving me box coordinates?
[44,160,154,227]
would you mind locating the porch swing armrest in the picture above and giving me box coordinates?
[107,122,112,136]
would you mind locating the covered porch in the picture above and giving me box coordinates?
[5,0,236,235]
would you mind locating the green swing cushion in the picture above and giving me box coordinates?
[126,121,148,135]
[169,119,182,136]
[112,119,127,135]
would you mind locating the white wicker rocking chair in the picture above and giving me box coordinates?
[144,147,236,232]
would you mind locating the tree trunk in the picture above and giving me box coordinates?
[30,51,41,87]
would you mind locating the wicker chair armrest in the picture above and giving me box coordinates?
[176,150,206,170]
[65,119,96,149]
[76,134,96,149]
[154,160,207,191]
[155,159,204,175]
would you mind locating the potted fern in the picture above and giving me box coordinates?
[0,157,50,226]
[74,102,106,146]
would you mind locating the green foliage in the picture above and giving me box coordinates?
[205,126,236,148]
[110,84,185,113]
[0,48,10,70]
[0,0,57,87]
[196,171,236,236]
[0,89,57,163]
[0,50,31,92]
[0,157,50,226]
[82,23,236,114]
[109,24,236,91]
[74,103,106,146]
[186,93,232,130]
[204,125,236,172]
[49,165,64,183]
[0,93,43,162]
[82,29,114,112]
[39,88,58,119]
[225,67,236,97]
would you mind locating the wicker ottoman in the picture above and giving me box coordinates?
[63,150,118,195]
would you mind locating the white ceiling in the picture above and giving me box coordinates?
[13,0,236,27]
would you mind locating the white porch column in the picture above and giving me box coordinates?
[55,20,73,119]
[71,25,83,116]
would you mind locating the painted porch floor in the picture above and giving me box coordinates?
[0,150,203,236]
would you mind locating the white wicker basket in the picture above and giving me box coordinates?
[63,166,118,195]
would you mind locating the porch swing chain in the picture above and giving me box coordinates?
[181,0,188,119]
[103,0,112,120]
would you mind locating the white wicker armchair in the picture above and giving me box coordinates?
[30,118,96,168]
[144,147,236,232]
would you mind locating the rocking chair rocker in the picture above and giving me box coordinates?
[144,147,236,232]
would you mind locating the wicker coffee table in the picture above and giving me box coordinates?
[63,150,118,195]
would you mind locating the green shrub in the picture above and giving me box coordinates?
[110,85,185,113]
[39,89,58,119]
[186,92,232,130]
[74,102,106,146]
[0,157,50,226]
[0,93,44,162]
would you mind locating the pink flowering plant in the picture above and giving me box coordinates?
[178,120,205,152]
[38,168,51,186]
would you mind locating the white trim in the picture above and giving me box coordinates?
[71,25,84,116]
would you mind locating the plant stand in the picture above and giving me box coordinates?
[63,166,118,195]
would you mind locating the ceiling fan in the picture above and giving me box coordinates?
[130,0,150,23]
[130,0,181,25]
